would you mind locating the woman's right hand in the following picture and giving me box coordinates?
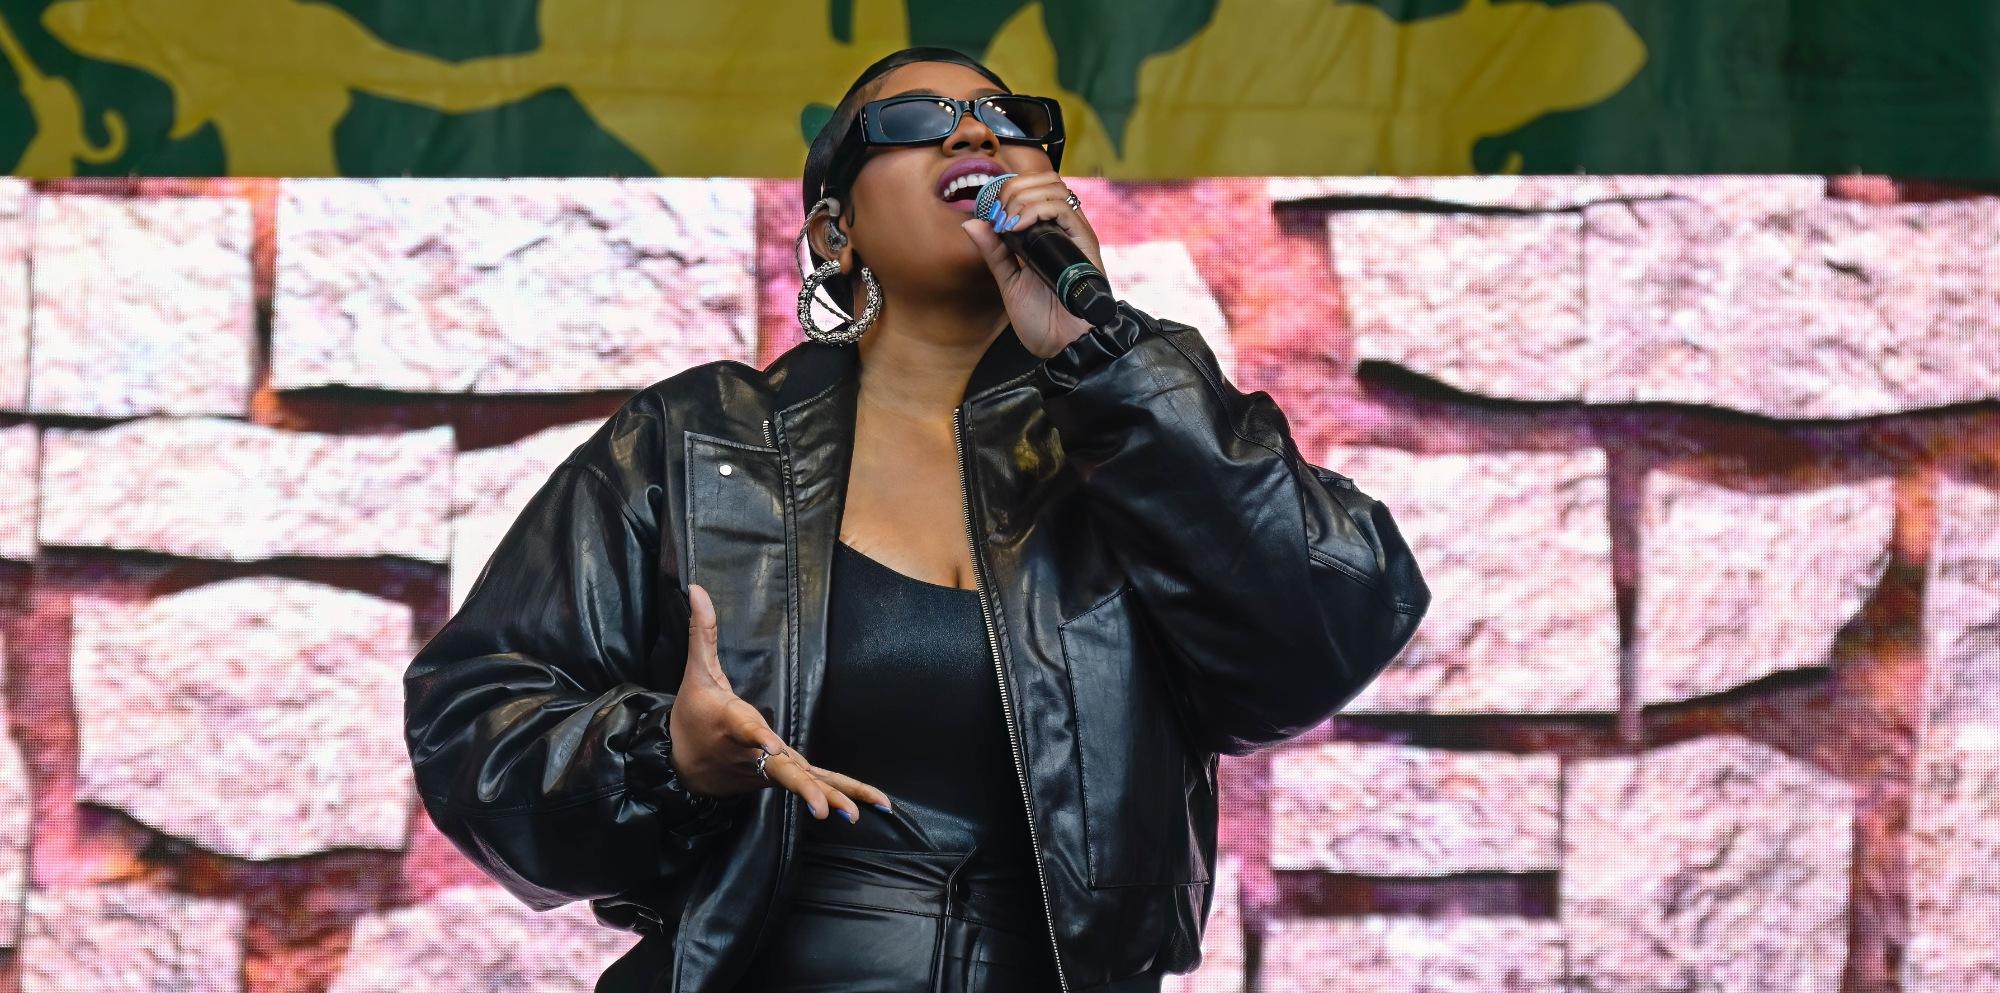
[667,582,893,823]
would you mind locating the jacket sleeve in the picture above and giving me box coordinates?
[404,392,747,912]
[1031,300,1431,757]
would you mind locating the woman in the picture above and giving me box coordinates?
[404,46,1429,993]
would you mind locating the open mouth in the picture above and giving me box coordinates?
[937,163,1006,213]
[941,178,986,203]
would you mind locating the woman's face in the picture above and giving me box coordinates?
[820,61,1057,307]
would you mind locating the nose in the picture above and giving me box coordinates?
[945,103,999,155]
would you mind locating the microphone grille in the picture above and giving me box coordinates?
[972,173,1018,219]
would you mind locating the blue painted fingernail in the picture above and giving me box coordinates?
[840,807,855,823]
[874,801,894,813]
[1006,213,1022,230]
[987,199,1005,222]
[993,213,1009,231]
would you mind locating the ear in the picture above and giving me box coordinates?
[808,198,854,269]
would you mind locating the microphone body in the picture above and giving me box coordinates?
[974,174,1118,326]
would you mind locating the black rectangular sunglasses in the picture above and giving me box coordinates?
[857,94,1066,169]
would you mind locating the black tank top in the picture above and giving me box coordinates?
[800,541,1038,880]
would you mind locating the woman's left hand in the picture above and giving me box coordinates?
[960,171,1109,360]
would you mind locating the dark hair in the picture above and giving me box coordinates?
[799,46,1011,314]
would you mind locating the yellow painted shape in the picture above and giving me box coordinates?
[38,0,911,176]
[1,10,123,175]
[28,0,1639,178]
[985,0,1644,175]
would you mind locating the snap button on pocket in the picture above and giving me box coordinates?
[718,463,733,476]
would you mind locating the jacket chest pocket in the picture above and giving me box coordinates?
[682,431,789,713]
[1059,585,1210,888]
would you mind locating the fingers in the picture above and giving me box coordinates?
[683,584,895,824]
[796,760,895,814]
[753,748,833,818]
[983,172,1087,234]
[684,583,732,694]
[960,218,1024,281]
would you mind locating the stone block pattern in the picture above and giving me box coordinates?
[1905,477,2000,992]
[1258,916,1564,992]
[1327,446,1619,715]
[0,422,34,561]
[272,178,758,394]
[0,650,29,946]
[1100,240,1236,383]
[328,886,638,993]
[1587,192,2000,418]
[1333,209,1589,401]
[1269,742,1559,875]
[450,419,602,613]
[0,175,1986,993]
[70,578,416,859]
[0,179,29,410]
[1320,175,2000,418]
[1634,470,1895,705]
[38,418,452,562]
[19,883,247,992]
[29,193,255,418]
[1563,736,1852,993]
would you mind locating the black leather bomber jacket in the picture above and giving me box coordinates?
[404,300,1431,993]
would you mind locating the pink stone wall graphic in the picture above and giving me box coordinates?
[1258,915,1565,992]
[1305,174,2000,419]
[1633,470,1896,706]
[0,179,29,412]
[70,578,416,860]
[272,178,758,394]
[38,418,453,563]
[1269,742,1560,875]
[0,653,29,944]
[0,174,1990,992]
[18,883,247,992]
[1905,476,2000,992]
[1323,445,1619,715]
[327,887,638,993]
[1563,736,1853,993]
[0,422,34,561]
[28,193,256,418]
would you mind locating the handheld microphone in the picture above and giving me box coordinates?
[973,174,1118,326]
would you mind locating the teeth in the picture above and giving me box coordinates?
[941,172,995,199]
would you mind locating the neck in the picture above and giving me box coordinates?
[853,289,1011,418]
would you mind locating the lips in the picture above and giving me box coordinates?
[936,159,1008,210]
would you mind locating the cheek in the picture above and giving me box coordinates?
[1002,146,1056,176]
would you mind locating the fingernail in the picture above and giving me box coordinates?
[986,199,1004,222]
[839,808,855,823]
[873,801,893,813]
[1006,213,1021,230]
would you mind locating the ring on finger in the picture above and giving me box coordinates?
[1064,190,1082,212]
[754,747,774,781]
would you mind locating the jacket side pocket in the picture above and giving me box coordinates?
[1060,585,1211,889]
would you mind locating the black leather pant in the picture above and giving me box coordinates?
[733,842,1068,993]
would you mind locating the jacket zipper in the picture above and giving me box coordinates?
[747,415,801,972]
[954,405,1071,993]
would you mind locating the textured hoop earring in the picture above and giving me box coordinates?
[797,261,879,346]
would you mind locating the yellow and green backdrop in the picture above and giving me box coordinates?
[4,0,1997,179]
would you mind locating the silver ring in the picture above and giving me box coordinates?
[754,748,774,781]
[1063,191,1082,212]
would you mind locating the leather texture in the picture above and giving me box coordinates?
[731,842,1071,993]
[404,300,1432,993]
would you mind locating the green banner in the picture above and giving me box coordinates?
[2,0,1994,179]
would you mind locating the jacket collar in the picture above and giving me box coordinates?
[770,318,1043,414]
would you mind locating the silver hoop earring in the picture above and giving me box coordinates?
[797,261,879,346]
